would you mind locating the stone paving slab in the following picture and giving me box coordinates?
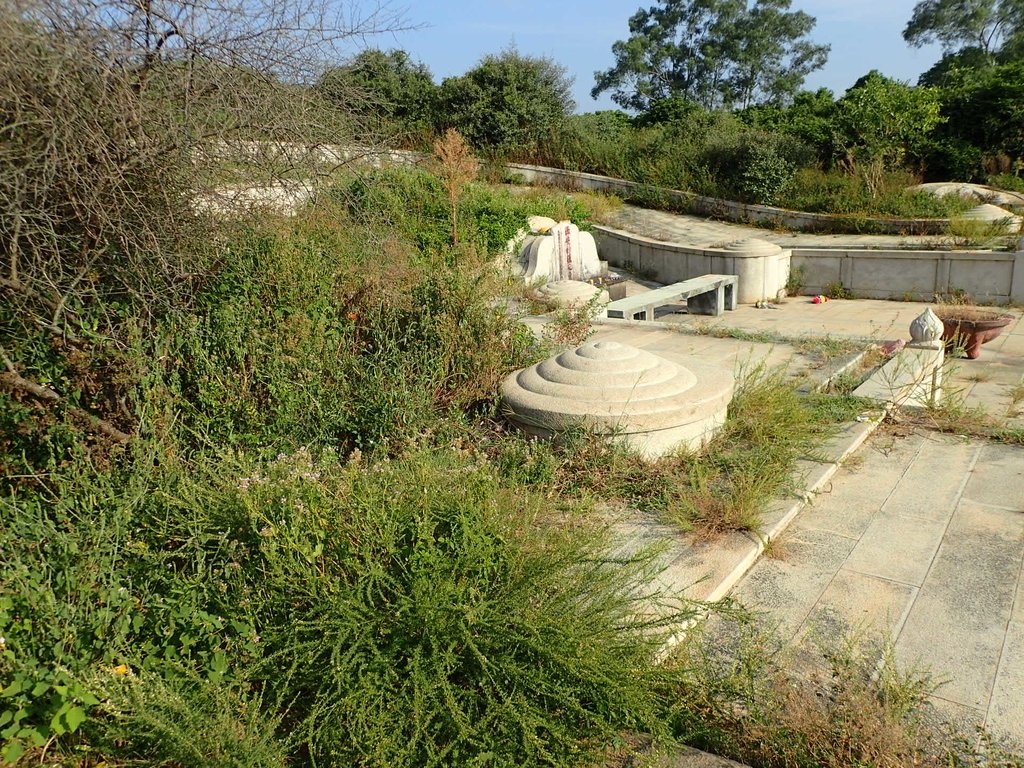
[962,442,1024,510]
[729,430,1024,746]
[989,620,1024,739]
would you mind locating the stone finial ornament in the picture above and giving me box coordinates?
[908,307,944,349]
[500,340,733,458]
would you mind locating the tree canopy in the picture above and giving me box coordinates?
[833,72,945,192]
[318,49,437,137]
[436,48,574,153]
[903,0,1024,56]
[592,0,828,112]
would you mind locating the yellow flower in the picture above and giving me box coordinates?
[112,664,130,676]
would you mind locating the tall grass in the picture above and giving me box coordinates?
[1,445,689,766]
[488,366,865,536]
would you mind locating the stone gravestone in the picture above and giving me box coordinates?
[516,220,603,283]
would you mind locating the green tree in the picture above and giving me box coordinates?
[592,0,828,111]
[903,0,1024,56]
[833,72,945,194]
[725,0,829,108]
[318,49,437,139]
[435,48,574,154]
[931,60,1024,175]
[738,87,837,160]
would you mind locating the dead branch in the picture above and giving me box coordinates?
[0,369,133,443]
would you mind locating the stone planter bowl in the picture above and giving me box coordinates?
[935,309,1013,359]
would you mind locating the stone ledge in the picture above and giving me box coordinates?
[507,162,953,236]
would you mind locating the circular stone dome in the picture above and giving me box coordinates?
[721,238,783,257]
[535,280,610,308]
[500,340,734,458]
[956,204,1021,228]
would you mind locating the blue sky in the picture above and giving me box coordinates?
[376,0,945,112]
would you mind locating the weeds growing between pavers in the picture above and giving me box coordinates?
[665,614,1024,768]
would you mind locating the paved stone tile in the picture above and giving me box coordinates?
[1013,557,1024,625]
[881,437,980,522]
[895,500,1024,709]
[927,695,986,734]
[804,568,917,638]
[843,512,948,586]
[732,527,858,639]
[961,442,1024,511]
[987,620,1024,744]
[796,433,924,539]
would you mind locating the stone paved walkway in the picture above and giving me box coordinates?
[614,296,1024,429]
[732,429,1024,746]
[577,203,1024,759]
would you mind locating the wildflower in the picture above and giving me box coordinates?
[112,664,130,676]
[348,312,358,320]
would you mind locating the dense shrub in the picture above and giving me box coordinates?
[339,168,595,258]
[1,446,685,766]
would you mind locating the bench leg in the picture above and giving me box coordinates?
[687,286,724,316]
[724,282,736,310]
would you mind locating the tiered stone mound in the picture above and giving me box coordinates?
[955,204,1022,230]
[721,238,783,257]
[534,280,610,308]
[500,340,733,458]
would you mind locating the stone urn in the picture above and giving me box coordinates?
[934,307,1014,359]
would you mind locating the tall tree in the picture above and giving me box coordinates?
[318,49,437,137]
[436,48,574,153]
[833,72,945,194]
[903,0,1024,56]
[592,0,828,111]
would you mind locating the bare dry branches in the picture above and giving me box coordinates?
[0,0,409,446]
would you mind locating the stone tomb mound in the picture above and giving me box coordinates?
[953,203,1022,231]
[534,279,610,309]
[500,340,734,459]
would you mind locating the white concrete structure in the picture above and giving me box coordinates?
[719,239,791,303]
[854,308,945,409]
[500,340,734,458]
[594,230,790,304]
[534,280,610,308]
[517,222,604,283]
[954,204,1022,231]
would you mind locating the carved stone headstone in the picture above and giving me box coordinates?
[517,221,603,283]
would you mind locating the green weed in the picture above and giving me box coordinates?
[664,613,1022,768]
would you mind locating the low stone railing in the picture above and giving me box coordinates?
[594,224,1024,305]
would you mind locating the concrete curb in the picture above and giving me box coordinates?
[700,418,882,604]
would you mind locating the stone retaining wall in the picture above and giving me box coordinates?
[792,247,1024,303]
[506,163,950,236]
[595,225,1024,305]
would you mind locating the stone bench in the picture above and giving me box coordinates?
[604,274,738,320]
